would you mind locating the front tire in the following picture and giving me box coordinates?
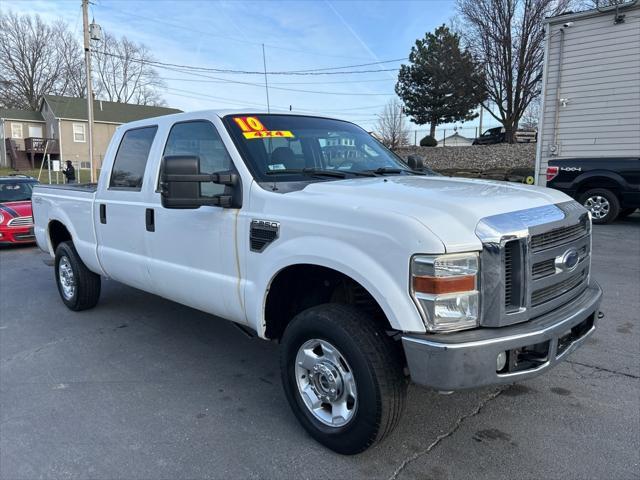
[579,188,620,224]
[280,304,406,454]
[55,241,101,311]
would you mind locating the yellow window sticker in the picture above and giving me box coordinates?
[243,130,294,139]
[233,116,294,140]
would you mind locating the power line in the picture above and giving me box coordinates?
[160,76,395,85]
[158,73,395,96]
[93,50,403,76]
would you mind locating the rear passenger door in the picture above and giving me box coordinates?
[95,125,159,291]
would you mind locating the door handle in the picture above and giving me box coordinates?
[99,204,106,224]
[145,208,155,232]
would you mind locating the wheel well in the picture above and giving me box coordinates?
[48,221,72,252]
[576,177,622,197]
[264,264,391,340]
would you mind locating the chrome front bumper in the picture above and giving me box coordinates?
[401,281,602,391]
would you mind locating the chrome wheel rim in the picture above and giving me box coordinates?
[58,256,76,300]
[295,339,357,427]
[584,195,610,219]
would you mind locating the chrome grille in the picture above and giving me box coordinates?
[504,240,524,313]
[532,258,555,279]
[531,222,588,251]
[478,202,591,328]
[7,216,33,227]
[531,270,587,307]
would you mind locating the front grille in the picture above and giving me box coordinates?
[504,240,523,312]
[14,232,35,240]
[531,222,587,251]
[532,258,556,279]
[531,270,587,307]
[532,245,588,280]
[7,216,33,227]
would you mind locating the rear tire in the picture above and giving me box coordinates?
[280,303,406,454]
[579,188,620,224]
[55,241,101,311]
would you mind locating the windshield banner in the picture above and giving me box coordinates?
[233,116,294,139]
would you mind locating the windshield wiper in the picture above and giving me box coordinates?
[265,168,347,178]
[366,167,425,176]
[366,167,405,175]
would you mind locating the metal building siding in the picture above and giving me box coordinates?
[536,6,640,185]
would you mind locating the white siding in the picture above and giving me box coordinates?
[537,6,640,185]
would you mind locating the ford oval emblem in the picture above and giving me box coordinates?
[555,248,580,273]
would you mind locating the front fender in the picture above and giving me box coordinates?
[246,235,426,338]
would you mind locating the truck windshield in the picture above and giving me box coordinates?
[223,114,413,182]
[0,181,36,202]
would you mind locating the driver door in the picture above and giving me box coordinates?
[145,119,245,323]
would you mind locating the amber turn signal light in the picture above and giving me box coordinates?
[413,275,476,294]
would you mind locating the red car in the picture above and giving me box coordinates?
[0,176,39,246]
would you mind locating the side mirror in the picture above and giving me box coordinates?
[407,154,424,171]
[160,155,241,209]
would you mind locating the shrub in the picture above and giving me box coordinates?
[419,135,438,147]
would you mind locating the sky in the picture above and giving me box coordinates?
[3,0,500,140]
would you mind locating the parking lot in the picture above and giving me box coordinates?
[1,215,638,480]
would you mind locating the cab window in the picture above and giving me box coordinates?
[163,121,233,197]
[110,126,158,190]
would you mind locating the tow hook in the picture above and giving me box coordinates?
[597,311,605,320]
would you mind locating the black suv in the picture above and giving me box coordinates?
[545,157,640,224]
[472,127,505,145]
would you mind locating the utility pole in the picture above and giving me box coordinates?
[82,0,96,182]
[262,44,270,113]
[478,104,484,137]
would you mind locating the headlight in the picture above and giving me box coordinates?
[410,253,479,332]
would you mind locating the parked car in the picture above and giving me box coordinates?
[472,126,505,145]
[545,157,640,224]
[0,175,38,246]
[32,111,602,454]
[472,126,537,145]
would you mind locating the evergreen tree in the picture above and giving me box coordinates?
[395,25,485,138]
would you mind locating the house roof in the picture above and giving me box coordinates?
[442,132,472,141]
[41,95,181,124]
[0,108,45,122]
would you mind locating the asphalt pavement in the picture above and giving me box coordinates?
[1,214,638,479]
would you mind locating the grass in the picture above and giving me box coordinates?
[0,167,99,184]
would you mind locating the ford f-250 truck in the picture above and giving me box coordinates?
[33,111,602,454]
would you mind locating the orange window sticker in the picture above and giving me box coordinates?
[233,116,294,140]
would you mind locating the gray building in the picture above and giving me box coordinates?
[536,3,640,185]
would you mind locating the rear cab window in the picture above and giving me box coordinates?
[109,126,158,190]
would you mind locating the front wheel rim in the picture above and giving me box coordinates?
[294,339,357,427]
[584,195,610,219]
[58,256,76,300]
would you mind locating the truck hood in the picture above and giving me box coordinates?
[298,176,571,252]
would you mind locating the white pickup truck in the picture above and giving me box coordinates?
[33,110,602,454]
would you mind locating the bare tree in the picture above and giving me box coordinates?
[57,25,86,98]
[457,0,571,142]
[520,96,540,129]
[0,13,68,109]
[92,32,166,106]
[375,99,410,150]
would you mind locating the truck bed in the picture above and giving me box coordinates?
[35,183,98,193]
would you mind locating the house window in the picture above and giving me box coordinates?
[11,123,23,139]
[73,123,86,142]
